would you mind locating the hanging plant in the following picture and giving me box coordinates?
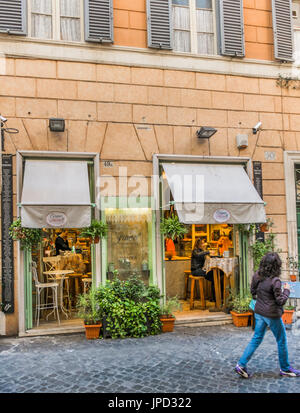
[160,214,187,240]
[79,219,108,244]
[9,219,42,250]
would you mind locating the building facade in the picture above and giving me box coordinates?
[1,0,300,336]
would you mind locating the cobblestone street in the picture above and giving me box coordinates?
[1,324,300,394]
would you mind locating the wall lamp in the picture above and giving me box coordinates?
[196,127,217,139]
[49,118,65,132]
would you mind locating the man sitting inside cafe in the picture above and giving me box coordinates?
[55,231,71,256]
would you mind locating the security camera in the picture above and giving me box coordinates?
[252,122,262,134]
[0,115,7,123]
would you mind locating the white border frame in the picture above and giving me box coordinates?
[17,150,100,336]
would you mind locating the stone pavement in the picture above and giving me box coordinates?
[0,324,300,394]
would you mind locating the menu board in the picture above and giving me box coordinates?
[1,155,14,313]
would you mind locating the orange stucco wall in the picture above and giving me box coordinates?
[113,0,275,61]
[114,0,147,48]
[244,0,274,60]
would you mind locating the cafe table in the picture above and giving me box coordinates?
[203,256,239,310]
[43,270,74,318]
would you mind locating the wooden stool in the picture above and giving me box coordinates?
[189,275,206,310]
[83,278,92,294]
[184,270,191,300]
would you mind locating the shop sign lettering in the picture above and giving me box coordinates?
[46,212,67,227]
[213,209,231,223]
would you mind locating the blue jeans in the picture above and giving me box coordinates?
[238,313,290,371]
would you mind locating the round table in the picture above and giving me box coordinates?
[203,257,239,310]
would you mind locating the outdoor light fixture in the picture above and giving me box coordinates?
[49,118,65,132]
[196,127,217,139]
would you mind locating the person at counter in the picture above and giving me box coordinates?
[55,231,71,256]
[191,238,223,304]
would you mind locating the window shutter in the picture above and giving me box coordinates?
[84,0,113,43]
[219,0,245,57]
[272,0,294,62]
[147,0,173,49]
[0,0,27,35]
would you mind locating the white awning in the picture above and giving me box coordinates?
[162,162,266,224]
[21,160,92,228]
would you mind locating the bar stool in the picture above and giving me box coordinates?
[189,275,206,310]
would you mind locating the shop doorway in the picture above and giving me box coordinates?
[27,228,94,331]
[154,155,266,325]
[17,151,100,336]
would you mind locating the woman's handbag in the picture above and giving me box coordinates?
[249,299,256,311]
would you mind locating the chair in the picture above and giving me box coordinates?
[32,261,60,327]
[43,257,71,311]
[83,278,92,294]
[189,275,206,310]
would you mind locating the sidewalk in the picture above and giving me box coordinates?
[0,325,300,393]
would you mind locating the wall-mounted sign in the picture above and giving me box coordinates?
[1,155,14,313]
[46,212,67,227]
[213,209,231,223]
[103,161,114,168]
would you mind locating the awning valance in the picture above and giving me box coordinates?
[162,162,266,225]
[21,160,92,228]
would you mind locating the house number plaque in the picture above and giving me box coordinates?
[1,155,14,313]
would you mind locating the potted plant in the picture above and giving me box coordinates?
[9,218,42,250]
[287,256,298,282]
[79,219,108,244]
[282,304,295,325]
[160,296,182,333]
[161,214,187,260]
[77,288,103,339]
[230,294,252,327]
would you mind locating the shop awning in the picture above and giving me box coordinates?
[162,162,266,224]
[20,160,92,228]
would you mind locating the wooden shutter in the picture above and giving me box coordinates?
[219,0,245,57]
[0,0,27,35]
[84,0,113,43]
[147,0,173,49]
[272,0,294,62]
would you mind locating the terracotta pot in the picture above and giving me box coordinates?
[282,310,294,325]
[230,311,252,327]
[290,274,297,282]
[91,236,100,244]
[259,223,269,233]
[84,323,102,339]
[160,316,175,332]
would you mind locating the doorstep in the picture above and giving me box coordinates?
[19,325,85,337]
[175,313,233,328]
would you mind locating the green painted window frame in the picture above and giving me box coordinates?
[100,196,156,285]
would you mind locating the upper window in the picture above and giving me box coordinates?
[172,0,216,55]
[29,0,83,42]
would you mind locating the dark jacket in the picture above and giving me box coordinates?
[251,271,290,318]
[191,248,209,272]
[55,236,71,256]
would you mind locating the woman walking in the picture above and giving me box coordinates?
[235,252,300,378]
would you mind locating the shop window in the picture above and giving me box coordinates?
[105,208,153,284]
[172,0,215,55]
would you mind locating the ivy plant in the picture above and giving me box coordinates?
[79,219,108,242]
[9,218,42,250]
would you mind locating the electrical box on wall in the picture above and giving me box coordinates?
[236,134,248,149]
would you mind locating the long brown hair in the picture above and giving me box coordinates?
[193,238,203,251]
